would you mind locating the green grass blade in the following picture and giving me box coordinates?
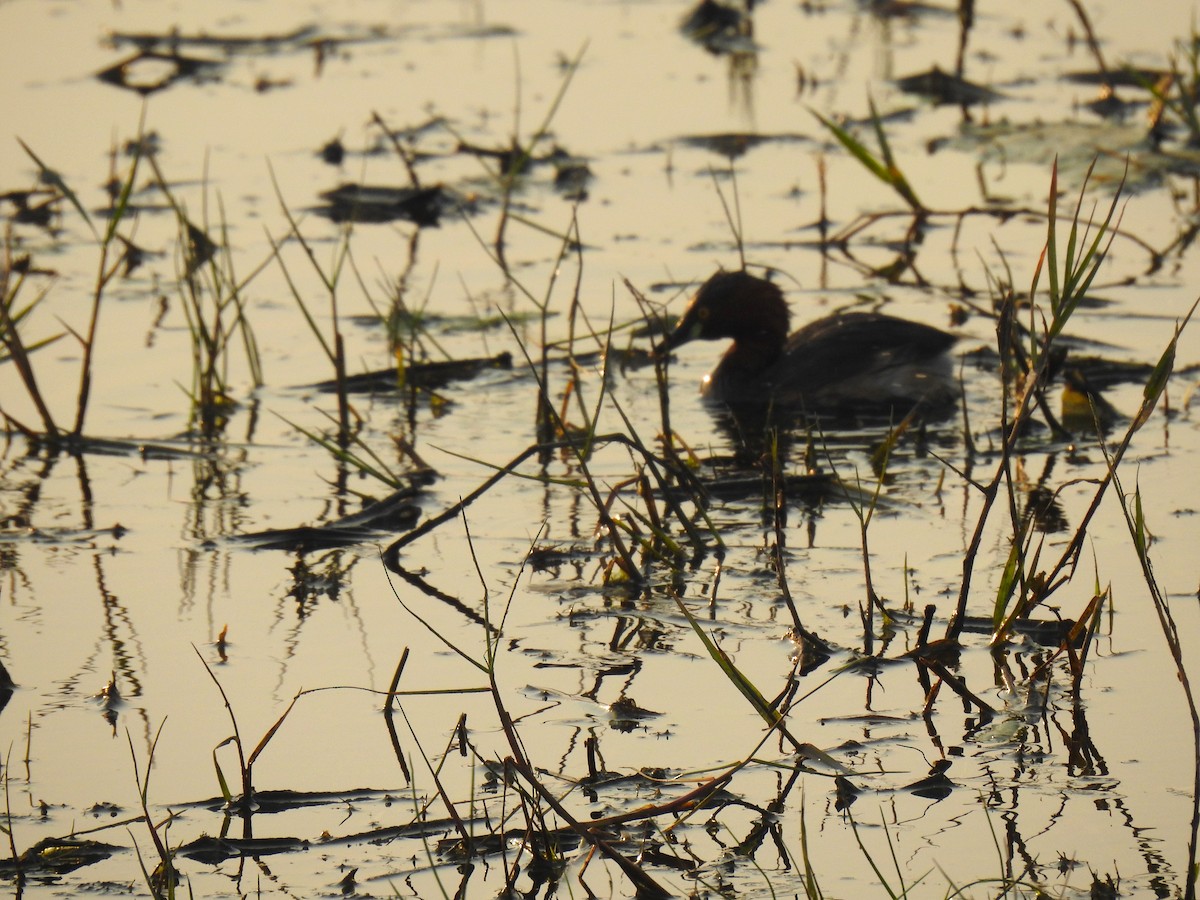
[673,594,780,726]
[1044,157,1060,308]
[211,740,234,804]
[811,109,890,182]
[811,106,923,212]
[1134,296,1196,429]
[992,540,1022,630]
[867,96,923,211]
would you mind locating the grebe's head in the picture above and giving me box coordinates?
[659,270,790,353]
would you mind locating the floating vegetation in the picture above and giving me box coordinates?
[893,65,1006,106]
[307,350,513,394]
[314,182,466,225]
[95,49,224,95]
[680,0,754,55]
[1064,65,1171,88]
[105,24,327,54]
[0,838,122,876]
[673,131,810,159]
[552,152,593,200]
[0,188,62,230]
[231,482,430,552]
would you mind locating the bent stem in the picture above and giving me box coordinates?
[194,645,300,812]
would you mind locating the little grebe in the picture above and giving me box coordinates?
[660,270,958,414]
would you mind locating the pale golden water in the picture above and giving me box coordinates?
[2,0,1200,897]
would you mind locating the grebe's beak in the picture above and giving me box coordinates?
[654,314,702,357]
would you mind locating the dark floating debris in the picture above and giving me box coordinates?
[0,837,121,875]
[551,150,593,201]
[106,24,323,54]
[308,351,513,395]
[114,234,151,276]
[0,189,60,229]
[903,759,957,800]
[900,636,963,667]
[233,519,419,553]
[955,615,1081,647]
[186,787,401,815]
[121,130,162,159]
[1063,66,1169,88]
[861,0,957,20]
[319,136,345,165]
[608,696,662,732]
[834,774,861,811]
[178,835,310,865]
[253,73,293,93]
[527,543,596,573]
[673,470,847,504]
[894,66,1005,106]
[674,131,809,160]
[231,481,433,553]
[1065,354,1162,391]
[184,220,218,276]
[438,829,583,861]
[456,138,537,177]
[1080,87,1140,121]
[1061,368,1121,433]
[315,183,464,226]
[98,24,394,95]
[96,50,224,95]
[680,0,754,55]
[454,140,591,196]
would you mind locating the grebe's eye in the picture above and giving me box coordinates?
[697,307,710,321]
